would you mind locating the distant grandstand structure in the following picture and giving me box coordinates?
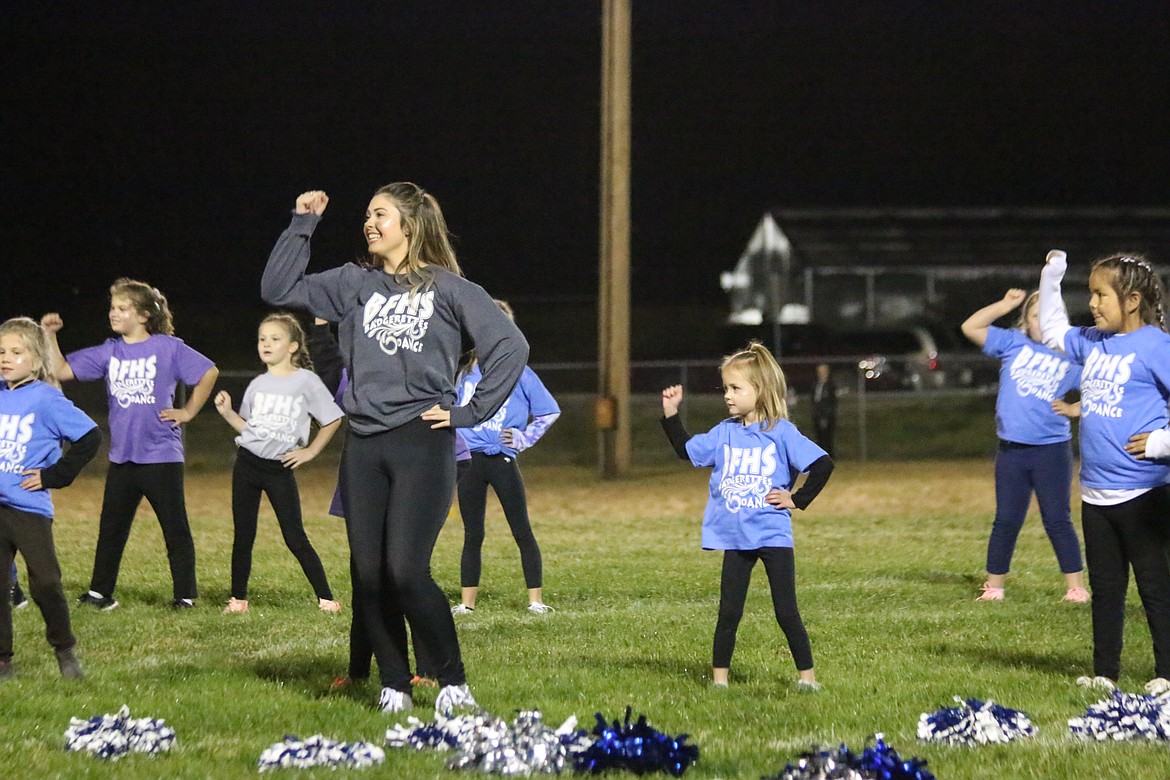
[722,207,1170,328]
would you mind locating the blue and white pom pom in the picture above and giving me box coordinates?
[574,707,699,777]
[386,709,590,774]
[64,705,175,761]
[257,735,385,771]
[1069,690,1170,741]
[763,734,934,780]
[385,713,466,752]
[917,697,1037,745]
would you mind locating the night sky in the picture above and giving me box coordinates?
[4,1,1168,355]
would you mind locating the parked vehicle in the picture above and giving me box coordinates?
[839,326,946,391]
[724,323,948,392]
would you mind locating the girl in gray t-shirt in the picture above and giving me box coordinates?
[214,313,344,614]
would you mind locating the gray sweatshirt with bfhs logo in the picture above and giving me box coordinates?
[261,213,528,436]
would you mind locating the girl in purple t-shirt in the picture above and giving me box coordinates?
[660,342,834,691]
[214,313,343,615]
[43,278,219,610]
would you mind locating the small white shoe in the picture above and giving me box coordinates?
[1075,675,1117,691]
[527,602,554,614]
[796,679,822,692]
[1145,677,1170,695]
[378,687,412,714]
[451,603,475,615]
[435,683,478,715]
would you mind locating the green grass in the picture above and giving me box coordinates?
[2,453,1165,778]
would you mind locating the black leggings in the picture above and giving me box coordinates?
[231,448,333,601]
[89,461,197,600]
[457,452,542,589]
[0,506,74,660]
[345,547,436,681]
[713,547,813,671]
[341,419,462,692]
[1082,488,1170,680]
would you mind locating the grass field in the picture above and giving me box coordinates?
[4,407,1169,778]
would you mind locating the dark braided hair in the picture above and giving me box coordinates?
[1091,253,1166,332]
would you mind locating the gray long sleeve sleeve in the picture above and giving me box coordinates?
[261,212,527,434]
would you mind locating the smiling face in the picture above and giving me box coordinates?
[257,321,297,369]
[363,194,410,271]
[109,295,149,339]
[1089,267,1138,333]
[0,333,36,387]
[722,365,760,424]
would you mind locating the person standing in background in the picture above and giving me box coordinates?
[811,363,837,459]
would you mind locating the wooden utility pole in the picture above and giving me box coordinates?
[598,0,632,477]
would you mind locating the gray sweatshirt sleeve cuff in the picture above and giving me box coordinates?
[449,406,476,428]
[289,212,321,234]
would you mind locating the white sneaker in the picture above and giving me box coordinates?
[1146,677,1170,695]
[378,687,412,714]
[527,602,554,614]
[451,603,474,615]
[796,679,822,692]
[435,683,478,715]
[1076,675,1117,691]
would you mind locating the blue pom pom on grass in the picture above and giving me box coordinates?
[64,705,176,761]
[917,697,1037,745]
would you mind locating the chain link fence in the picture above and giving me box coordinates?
[62,352,1011,471]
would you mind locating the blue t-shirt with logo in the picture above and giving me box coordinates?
[984,326,1080,445]
[685,418,827,551]
[0,380,98,517]
[1063,324,1170,490]
[457,364,559,457]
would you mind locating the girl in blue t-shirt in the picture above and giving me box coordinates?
[661,342,834,690]
[451,301,560,615]
[961,289,1087,603]
[1040,250,1170,694]
[0,317,101,680]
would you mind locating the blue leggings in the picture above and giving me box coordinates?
[987,439,1083,575]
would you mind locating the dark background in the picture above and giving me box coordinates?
[4,1,1168,364]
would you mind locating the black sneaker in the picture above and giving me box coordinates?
[77,592,119,611]
[11,585,28,610]
[170,598,195,609]
[56,648,83,679]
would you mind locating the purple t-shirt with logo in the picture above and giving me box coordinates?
[67,334,215,464]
